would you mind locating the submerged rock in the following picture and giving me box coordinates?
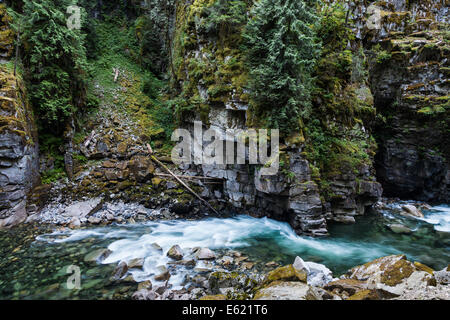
[388,224,413,235]
[84,248,111,263]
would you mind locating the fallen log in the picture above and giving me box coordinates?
[113,68,119,82]
[154,173,223,181]
[146,144,219,215]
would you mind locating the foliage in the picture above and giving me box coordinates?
[10,0,88,133]
[243,0,320,135]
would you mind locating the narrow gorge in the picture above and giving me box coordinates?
[0,0,448,301]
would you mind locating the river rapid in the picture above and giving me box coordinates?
[0,203,448,299]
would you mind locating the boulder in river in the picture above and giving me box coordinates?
[111,262,128,281]
[167,245,183,260]
[127,258,144,269]
[400,205,424,218]
[388,224,413,235]
[195,247,216,260]
[84,248,112,263]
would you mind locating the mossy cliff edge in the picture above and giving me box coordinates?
[0,4,39,228]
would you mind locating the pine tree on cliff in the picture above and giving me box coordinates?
[243,0,320,135]
[12,0,88,132]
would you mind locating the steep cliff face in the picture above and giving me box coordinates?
[170,0,384,236]
[0,5,39,228]
[348,0,449,202]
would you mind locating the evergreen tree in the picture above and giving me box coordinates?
[16,0,88,132]
[243,0,320,135]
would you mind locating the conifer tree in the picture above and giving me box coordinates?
[15,0,88,132]
[243,0,320,135]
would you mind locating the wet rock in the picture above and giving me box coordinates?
[218,256,234,267]
[195,248,216,260]
[401,205,424,218]
[154,271,171,281]
[137,280,152,291]
[388,224,413,234]
[84,248,112,263]
[127,258,144,269]
[167,245,183,261]
[111,262,128,281]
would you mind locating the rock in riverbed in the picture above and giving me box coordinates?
[167,245,183,260]
[195,247,216,260]
[400,205,424,218]
[388,224,413,235]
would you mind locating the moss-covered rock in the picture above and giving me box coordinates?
[264,265,307,284]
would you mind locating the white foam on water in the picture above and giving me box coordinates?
[419,205,450,232]
[36,215,402,288]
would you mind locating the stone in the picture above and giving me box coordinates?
[154,271,171,281]
[196,248,216,260]
[347,289,380,300]
[111,262,128,281]
[199,294,226,300]
[345,255,415,286]
[137,280,152,291]
[293,256,309,273]
[303,261,334,287]
[84,248,111,263]
[127,258,144,269]
[87,216,102,224]
[218,256,234,267]
[324,279,368,296]
[63,198,103,218]
[265,261,279,268]
[152,243,163,251]
[132,289,157,300]
[253,281,311,300]
[413,262,434,275]
[401,205,424,218]
[208,271,258,295]
[388,224,413,235]
[434,267,450,285]
[265,265,307,284]
[167,245,183,261]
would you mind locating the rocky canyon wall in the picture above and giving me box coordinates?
[0,5,39,228]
